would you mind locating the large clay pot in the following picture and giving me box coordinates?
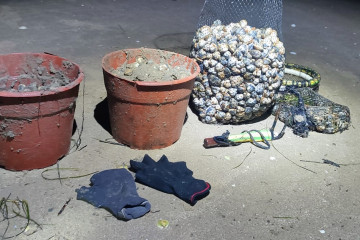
[0,53,84,170]
[102,48,200,149]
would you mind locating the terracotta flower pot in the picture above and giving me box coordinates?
[0,53,84,170]
[102,48,200,149]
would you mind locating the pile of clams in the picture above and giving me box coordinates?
[190,20,285,124]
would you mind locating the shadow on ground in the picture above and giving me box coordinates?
[153,32,194,56]
[94,98,111,134]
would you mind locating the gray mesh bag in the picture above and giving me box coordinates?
[190,0,285,124]
[197,0,283,40]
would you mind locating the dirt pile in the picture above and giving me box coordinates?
[0,57,76,92]
[110,51,191,82]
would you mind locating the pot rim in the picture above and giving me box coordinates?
[0,52,84,98]
[102,48,200,87]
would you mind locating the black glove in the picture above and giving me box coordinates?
[76,169,151,220]
[130,154,210,205]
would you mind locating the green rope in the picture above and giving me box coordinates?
[282,63,321,89]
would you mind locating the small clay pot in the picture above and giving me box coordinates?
[102,48,200,149]
[0,53,84,170]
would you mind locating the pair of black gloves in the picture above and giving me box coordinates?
[76,154,211,220]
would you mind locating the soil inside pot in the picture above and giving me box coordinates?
[0,56,77,92]
[110,50,192,82]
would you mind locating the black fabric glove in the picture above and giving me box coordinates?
[76,169,151,221]
[130,154,210,205]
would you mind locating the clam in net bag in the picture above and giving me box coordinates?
[272,63,350,137]
[190,0,284,124]
[197,0,283,40]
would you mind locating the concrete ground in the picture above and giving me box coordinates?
[1,0,359,239]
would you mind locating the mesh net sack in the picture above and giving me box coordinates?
[272,64,350,137]
[197,0,283,40]
[189,0,284,124]
[273,87,351,137]
[190,25,285,124]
